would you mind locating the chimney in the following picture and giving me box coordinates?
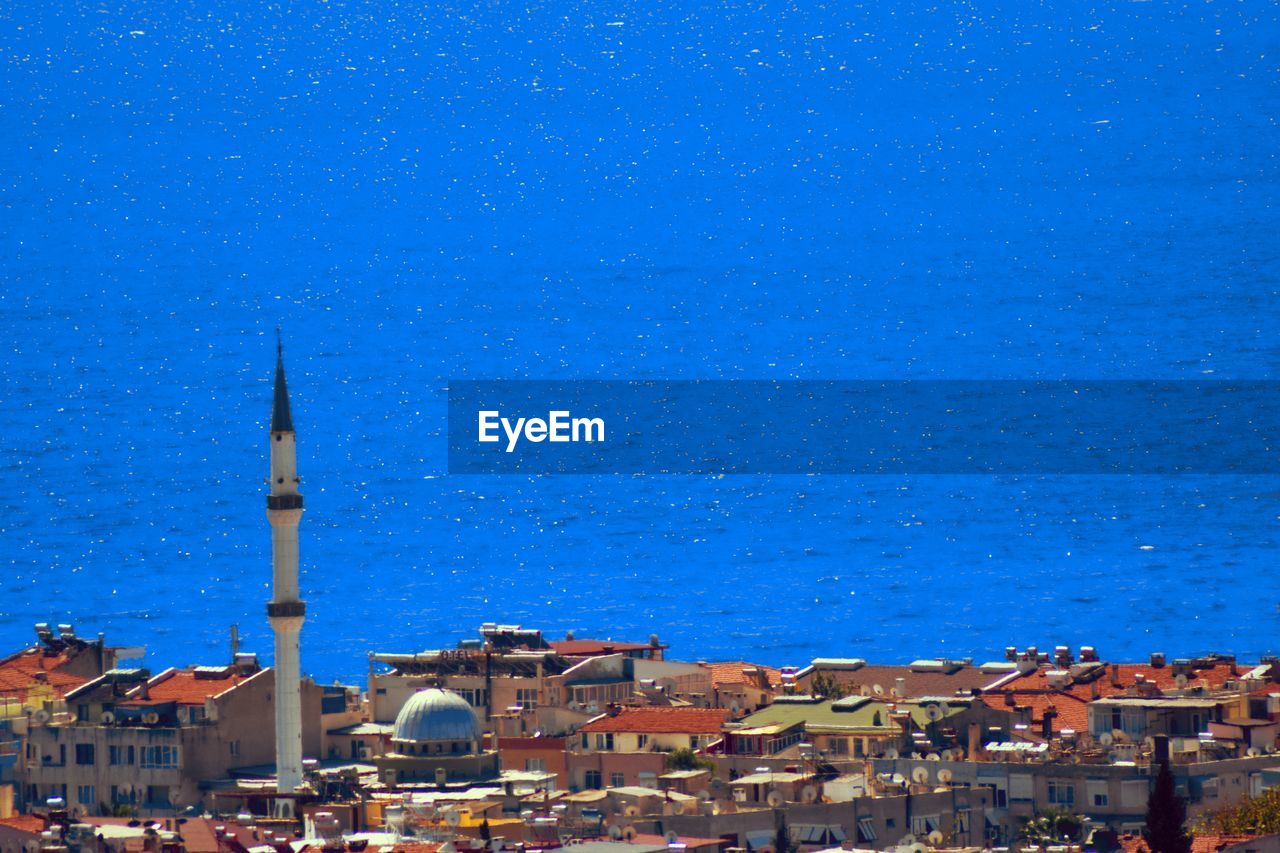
[1150,652,1166,668]
[968,721,983,759]
[1110,664,1121,688]
[1091,679,1101,700]
[1153,734,1170,765]
[1041,707,1057,740]
[895,677,907,697]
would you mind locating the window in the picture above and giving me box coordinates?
[455,688,488,708]
[77,785,95,806]
[1009,774,1033,802]
[584,770,602,789]
[595,733,614,751]
[1088,780,1109,807]
[516,688,538,709]
[75,744,95,766]
[230,740,240,757]
[76,705,89,722]
[1048,780,1075,807]
[911,816,940,836]
[956,810,971,834]
[1121,780,1148,808]
[637,734,649,749]
[857,818,878,843]
[610,772,625,788]
[140,745,179,769]
[525,758,546,773]
[689,736,701,749]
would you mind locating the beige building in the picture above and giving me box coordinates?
[18,659,324,815]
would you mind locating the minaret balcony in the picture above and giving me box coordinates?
[267,601,307,618]
[267,494,304,510]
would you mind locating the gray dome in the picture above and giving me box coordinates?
[392,689,478,743]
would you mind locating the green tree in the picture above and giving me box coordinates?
[1195,786,1280,835]
[1145,762,1192,853]
[1019,807,1083,845]
[809,673,847,700]
[664,747,715,772]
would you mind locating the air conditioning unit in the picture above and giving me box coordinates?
[359,746,372,760]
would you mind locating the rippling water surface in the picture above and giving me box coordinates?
[1,0,1278,683]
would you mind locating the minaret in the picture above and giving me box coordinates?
[266,333,305,817]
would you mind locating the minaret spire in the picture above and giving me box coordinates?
[271,328,294,433]
[266,333,305,817]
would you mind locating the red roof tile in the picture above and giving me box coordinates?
[980,691,1090,735]
[0,815,46,835]
[0,647,92,701]
[1006,662,1248,702]
[121,667,260,706]
[703,662,781,689]
[579,707,729,735]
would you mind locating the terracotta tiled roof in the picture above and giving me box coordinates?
[579,707,729,735]
[550,640,656,656]
[703,662,781,689]
[980,691,1090,735]
[1006,662,1249,702]
[0,647,92,701]
[121,667,261,706]
[1191,835,1269,853]
[0,814,46,834]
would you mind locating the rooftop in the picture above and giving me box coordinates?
[579,706,729,735]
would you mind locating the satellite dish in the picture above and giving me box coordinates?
[937,701,950,713]
[608,826,623,840]
[1143,736,1156,750]
[730,700,741,714]
[891,773,906,786]
[890,687,902,698]
[900,834,918,847]
[926,753,941,762]
[928,830,944,846]
[937,769,953,784]
[1175,673,1189,688]
[1099,732,1114,746]
[912,767,929,784]
[860,685,872,697]
[666,832,680,843]
[885,747,899,760]
[1112,729,1130,744]
[672,801,687,816]
[100,711,116,725]
[143,712,160,725]
[445,810,462,827]
[873,684,885,695]
[622,827,637,841]
[1248,747,1261,757]
[34,709,50,723]
[766,790,784,808]
[696,790,711,802]
[924,705,943,722]
[801,785,818,804]
[624,805,640,817]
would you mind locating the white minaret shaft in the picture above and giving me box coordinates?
[267,335,305,814]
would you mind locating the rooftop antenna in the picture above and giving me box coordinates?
[230,624,239,660]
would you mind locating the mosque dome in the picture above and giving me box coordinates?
[392,688,478,744]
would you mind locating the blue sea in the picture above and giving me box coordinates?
[1,0,1278,685]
